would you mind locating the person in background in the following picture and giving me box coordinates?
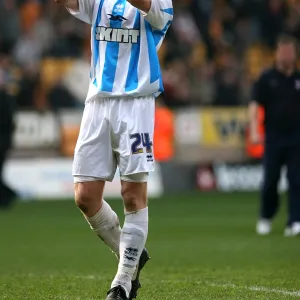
[249,34,300,236]
[153,97,174,191]
[0,50,17,208]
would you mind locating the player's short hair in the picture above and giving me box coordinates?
[276,34,299,53]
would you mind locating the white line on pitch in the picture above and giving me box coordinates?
[208,282,300,297]
[25,274,300,298]
[72,276,300,297]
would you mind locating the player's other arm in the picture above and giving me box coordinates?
[248,74,266,144]
[55,0,94,24]
[248,101,260,144]
[129,0,173,30]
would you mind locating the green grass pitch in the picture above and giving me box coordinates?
[0,192,300,299]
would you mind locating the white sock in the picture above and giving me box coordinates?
[111,207,148,297]
[85,200,121,257]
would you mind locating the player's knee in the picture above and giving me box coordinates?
[75,183,95,214]
[121,186,143,211]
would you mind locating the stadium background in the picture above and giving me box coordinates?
[1,1,300,299]
[2,0,296,197]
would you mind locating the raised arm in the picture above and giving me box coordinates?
[126,0,150,13]
[55,0,94,24]
[130,0,173,30]
[57,0,150,15]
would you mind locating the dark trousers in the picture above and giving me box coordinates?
[0,146,16,206]
[261,139,300,225]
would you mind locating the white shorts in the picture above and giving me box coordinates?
[72,95,155,182]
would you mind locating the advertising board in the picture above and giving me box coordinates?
[4,159,163,200]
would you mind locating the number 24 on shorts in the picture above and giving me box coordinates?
[130,133,153,154]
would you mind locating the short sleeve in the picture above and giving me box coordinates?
[252,74,267,105]
[67,0,95,24]
[144,0,173,30]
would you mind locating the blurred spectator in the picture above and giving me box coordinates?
[0,0,21,52]
[0,50,17,208]
[213,50,241,106]
[59,50,90,106]
[258,0,288,47]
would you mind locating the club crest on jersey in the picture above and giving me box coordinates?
[95,26,140,44]
[114,3,124,13]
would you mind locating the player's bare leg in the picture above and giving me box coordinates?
[107,177,149,300]
[75,180,121,257]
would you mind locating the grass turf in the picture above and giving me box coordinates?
[0,192,300,299]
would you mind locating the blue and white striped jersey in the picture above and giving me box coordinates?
[68,0,173,99]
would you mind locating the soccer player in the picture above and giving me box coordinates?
[55,0,173,299]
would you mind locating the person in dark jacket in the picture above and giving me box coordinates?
[0,88,16,208]
[249,35,300,236]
